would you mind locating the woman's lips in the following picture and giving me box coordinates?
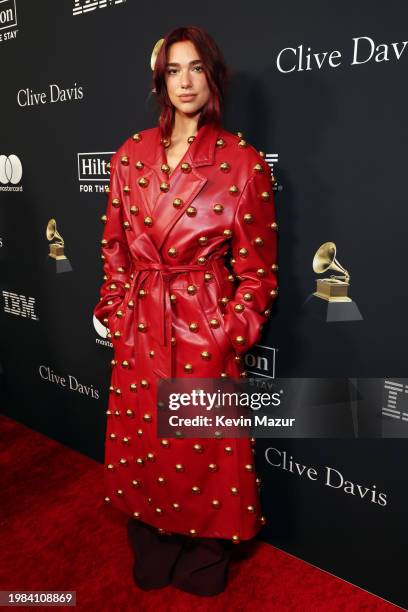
[179,94,196,102]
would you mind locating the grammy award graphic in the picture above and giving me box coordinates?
[304,241,362,321]
[46,218,72,273]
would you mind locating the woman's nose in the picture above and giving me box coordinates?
[180,69,192,88]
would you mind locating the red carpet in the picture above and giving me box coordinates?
[0,414,401,611]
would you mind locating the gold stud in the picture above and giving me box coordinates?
[116,489,124,496]
[132,132,142,141]
[234,303,245,313]
[243,213,253,223]
[104,497,111,504]
[213,203,224,214]
[144,216,153,227]
[232,534,241,544]
[128,300,134,308]
[135,160,144,169]
[107,463,115,470]
[189,322,199,332]
[170,294,177,304]
[254,237,264,246]
[138,288,147,298]
[261,191,270,201]
[239,247,248,258]
[224,446,233,454]
[184,363,193,373]
[126,409,135,418]
[197,256,206,264]
[219,162,230,172]
[272,263,279,271]
[245,464,254,472]
[101,239,108,246]
[173,197,183,208]
[138,177,149,187]
[161,439,170,448]
[122,436,130,444]
[155,507,163,515]
[191,485,201,494]
[211,499,221,508]
[119,458,128,466]
[130,206,139,215]
[247,505,256,513]
[101,214,107,223]
[138,322,148,332]
[208,463,218,472]
[161,163,170,174]
[187,284,197,295]
[229,185,239,195]
[136,457,144,466]
[204,272,213,281]
[147,452,155,462]
[133,511,141,518]
[253,163,264,173]
[230,486,239,495]
[143,412,152,421]
[189,529,198,536]
[121,360,130,368]
[259,150,265,158]
[172,502,181,511]
[112,198,121,208]
[238,139,247,147]
[175,463,184,472]
[270,221,278,230]
[137,428,143,436]
[123,221,130,230]
[243,292,253,302]
[198,236,208,245]
[260,516,267,525]
[161,137,170,148]
[216,138,225,147]
[181,162,191,173]
[160,182,170,192]
[209,318,220,329]
[235,335,246,345]
[187,135,196,143]
[120,155,129,165]
[201,351,211,360]
[237,131,243,138]
[186,206,197,216]
[257,268,266,277]
[270,288,278,296]
[223,229,232,238]
[123,185,130,193]
[193,443,203,453]
[168,247,178,257]
[140,380,150,389]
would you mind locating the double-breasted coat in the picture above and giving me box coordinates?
[93,122,278,542]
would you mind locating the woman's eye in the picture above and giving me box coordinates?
[193,65,203,72]
[167,69,178,75]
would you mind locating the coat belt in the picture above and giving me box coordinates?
[128,253,225,378]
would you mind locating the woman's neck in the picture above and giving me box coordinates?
[171,110,200,142]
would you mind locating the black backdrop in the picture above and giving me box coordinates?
[1,1,407,608]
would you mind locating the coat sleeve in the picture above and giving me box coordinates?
[223,161,278,355]
[93,153,131,328]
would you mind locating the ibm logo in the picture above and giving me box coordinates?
[382,380,408,422]
[0,0,17,31]
[73,0,126,16]
[2,291,39,320]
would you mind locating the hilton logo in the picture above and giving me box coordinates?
[78,151,113,193]
[243,344,277,379]
[73,0,126,16]
[2,290,39,320]
[0,0,18,43]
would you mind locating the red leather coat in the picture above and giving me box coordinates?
[94,122,278,542]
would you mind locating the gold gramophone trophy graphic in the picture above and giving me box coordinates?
[46,218,72,273]
[304,241,362,321]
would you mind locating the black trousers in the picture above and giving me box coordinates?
[126,517,234,596]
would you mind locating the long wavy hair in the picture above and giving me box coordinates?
[152,26,229,141]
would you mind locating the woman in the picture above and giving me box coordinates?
[93,25,278,596]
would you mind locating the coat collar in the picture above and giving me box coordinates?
[139,122,221,169]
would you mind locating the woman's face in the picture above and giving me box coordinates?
[164,40,211,118]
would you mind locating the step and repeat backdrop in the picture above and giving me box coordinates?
[1,1,407,607]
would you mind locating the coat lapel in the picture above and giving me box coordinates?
[136,123,220,253]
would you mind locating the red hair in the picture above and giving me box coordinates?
[152,25,229,141]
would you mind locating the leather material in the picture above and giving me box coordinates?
[94,122,278,540]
